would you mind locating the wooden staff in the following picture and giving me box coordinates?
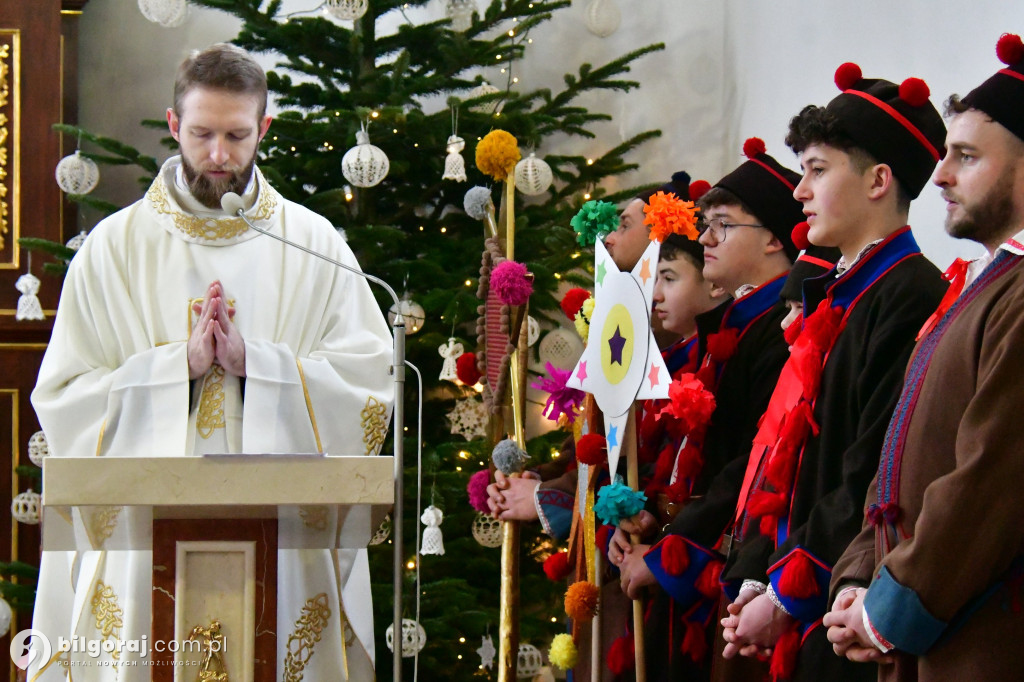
[620,407,646,682]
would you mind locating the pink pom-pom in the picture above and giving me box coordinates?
[834,62,863,91]
[997,33,1024,65]
[899,77,930,107]
[742,137,767,159]
[791,221,810,250]
[467,469,491,513]
[688,179,711,201]
[490,260,533,306]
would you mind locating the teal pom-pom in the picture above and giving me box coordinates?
[593,479,647,526]
[492,438,529,475]
[570,200,620,247]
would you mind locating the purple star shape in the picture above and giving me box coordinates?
[608,325,627,365]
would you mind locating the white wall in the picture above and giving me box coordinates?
[79,0,1024,267]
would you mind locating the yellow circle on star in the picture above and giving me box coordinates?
[601,303,633,385]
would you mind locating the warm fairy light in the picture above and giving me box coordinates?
[500,68,506,74]
[554,273,562,279]
[508,29,515,36]
[457,655,463,660]
[441,226,447,233]
[456,466,463,472]
[406,559,416,569]
[512,77,519,83]
[465,279,473,286]
[586,158,595,165]
[459,451,470,459]
[273,136,278,141]
[414,143,419,147]
[393,128,399,134]
[496,54,502,60]
[528,38,533,44]
[459,637,466,643]
[371,110,380,118]
[291,146,297,152]
[419,226,424,231]
[550,617,557,622]
[584,192,592,200]
[572,252,581,259]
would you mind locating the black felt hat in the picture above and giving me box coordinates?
[780,222,841,302]
[962,33,1024,144]
[644,171,712,265]
[713,138,803,261]
[636,170,693,204]
[825,63,946,199]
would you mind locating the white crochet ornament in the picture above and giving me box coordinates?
[477,635,496,669]
[514,153,553,196]
[11,489,40,525]
[65,230,88,251]
[471,511,503,547]
[387,296,425,335]
[15,274,44,321]
[442,135,468,182]
[27,431,49,468]
[446,0,477,31]
[342,128,389,188]
[385,618,427,658]
[467,82,501,112]
[370,513,391,545]
[447,397,488,441]
[537,327,584,370]
[0,597,11,637]
[324,0,368,20]
[138,0,188,27]
[583,0,620,37]
[527,316,540,347]
[419,505,445,556]
[517,643,543,679]
[55,150,99,195]
[438,337,464,381]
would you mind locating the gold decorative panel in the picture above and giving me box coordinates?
[0,30,20,263]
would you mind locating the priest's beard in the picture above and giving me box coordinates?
[945,169,1016,245]
[181,154,256,210]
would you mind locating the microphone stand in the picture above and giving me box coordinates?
[225,201,407,682]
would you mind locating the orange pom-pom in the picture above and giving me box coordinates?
[560,287,591,321]
[899,77,930,107]
[643,191,701,243]
[778,552,820,599]
[996,33,1024,66]
[456,352,482,385]
[770,624,801,681]
[658,535,690,576]
[564,581,600,622]
[689,179,712,201]
[834,62,863,91]
[543,551,573,581]
[607,634,634,675]
[743,137,767,159]
[576,433,606,465]
[791,221,810,251]
[681,619,708,663]
[696,560,723,599]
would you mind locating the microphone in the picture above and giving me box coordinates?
[220,190,411,681]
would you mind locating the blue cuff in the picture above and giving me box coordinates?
[643,535,720,610]
[536,488,573,541]
[864,566,947,656]
[767,548,831,624]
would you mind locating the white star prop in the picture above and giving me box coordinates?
[477,634,497,669]
[566,239,669,476]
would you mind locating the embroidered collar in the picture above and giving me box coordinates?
[835,237,884,274]
[721,273,787,333]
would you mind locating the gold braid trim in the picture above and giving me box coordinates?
[361,396,388,455]
[283,593,331,682]
[145,171,277,241]
[90,580,124,660]
[197,364,226,439]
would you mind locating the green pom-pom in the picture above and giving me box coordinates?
[570,200,619,247]
[593,478,647,526]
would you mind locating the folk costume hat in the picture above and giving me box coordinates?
[826,62,946,199]
[780,222,841,302]
[653,172,712,265]
[712,138,803,261]
[961,33,1024,143]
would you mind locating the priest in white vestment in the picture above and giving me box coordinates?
[28,43,393,681]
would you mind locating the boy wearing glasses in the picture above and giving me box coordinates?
[717,65,948,682]
[609,139,802,681]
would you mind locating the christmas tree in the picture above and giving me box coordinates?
[24,1,664,679]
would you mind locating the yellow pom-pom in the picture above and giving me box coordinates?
[573,298,595,343]
[565,580,600,622]
[548,633,578,670]
[476,130,521,181]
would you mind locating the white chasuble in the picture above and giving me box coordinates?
[29,156,394,681]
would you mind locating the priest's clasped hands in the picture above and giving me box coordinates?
[188,280,246,379]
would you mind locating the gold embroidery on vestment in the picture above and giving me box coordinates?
[197,364,226,438]
[283,593,331,682]
[300,505,329,531]
[86,505,122,548]
[91,580,124,660]
[361,396,388,455]
[146,173,277,241]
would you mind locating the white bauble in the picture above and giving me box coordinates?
[341,129,389,188]
[324,0,368,21]
[27,430,48,467]
[583,0,620,38]
[517,643,543,679]
[138,0,188,27]
[55,150,99,195]
[385,619,427,657]
[11,490,41,525]
[514,153,553,196]
[387,297,425,335]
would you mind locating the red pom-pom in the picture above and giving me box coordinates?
[658,535,690,576]
[791,221,810,251]
[706,327,739,362]
[899,77,931,107]
[742,137,767,159]
[778,552,821,599]
[758,514,777,537]
[681,619,708,663]
[575,433,606,466]
[688,179,712,201]
[543,551,573,581]
[746,490,788,519]
[560,287,591,321]
[834,62,863,91]
[596,524,612,551]
[607,635,634,675]
[996,33,1024,66]
[455,352,482,385]
[696,560,723,599]
[770,624,801,681]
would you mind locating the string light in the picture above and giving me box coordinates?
[584,192,592,200]
[370,110,380,118]
[440,226,447,233]
[459,637,466,643]
[456,466,462,472]
[464,279,473,286]
[406,559,416,569]
[586,158,595,165]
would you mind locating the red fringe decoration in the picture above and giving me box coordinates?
[899,77,930,107]
[759,514,777,537]
[743,137,767,159]
[997,33,1024,66]
[455,352,482,385]
[543,551,572,581]
[834,62,863,91]
[560,287,591,321]
[681,618,708,663]
[770,624,801,681]
[696,560,723,599]
[747,490,788,519]
[575,433,607,466]
[783,313,804,347]
[675,442,704,482]
[694,364,717,391]
[778,553,820,599]
[607,634,635,675]
[659,535,690,576]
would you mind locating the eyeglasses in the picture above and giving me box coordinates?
[698,217,765,242]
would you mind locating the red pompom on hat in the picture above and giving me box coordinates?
[834,61,863,91]
[688,179,711,201]
[560,287,591,321]
[742,137,767,159]
[575,433,606,466]
[543,551,573,581]
[997,32,1024,65]
[791,221,811,251]
[899,77,931,107]
[455,352,482,385]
